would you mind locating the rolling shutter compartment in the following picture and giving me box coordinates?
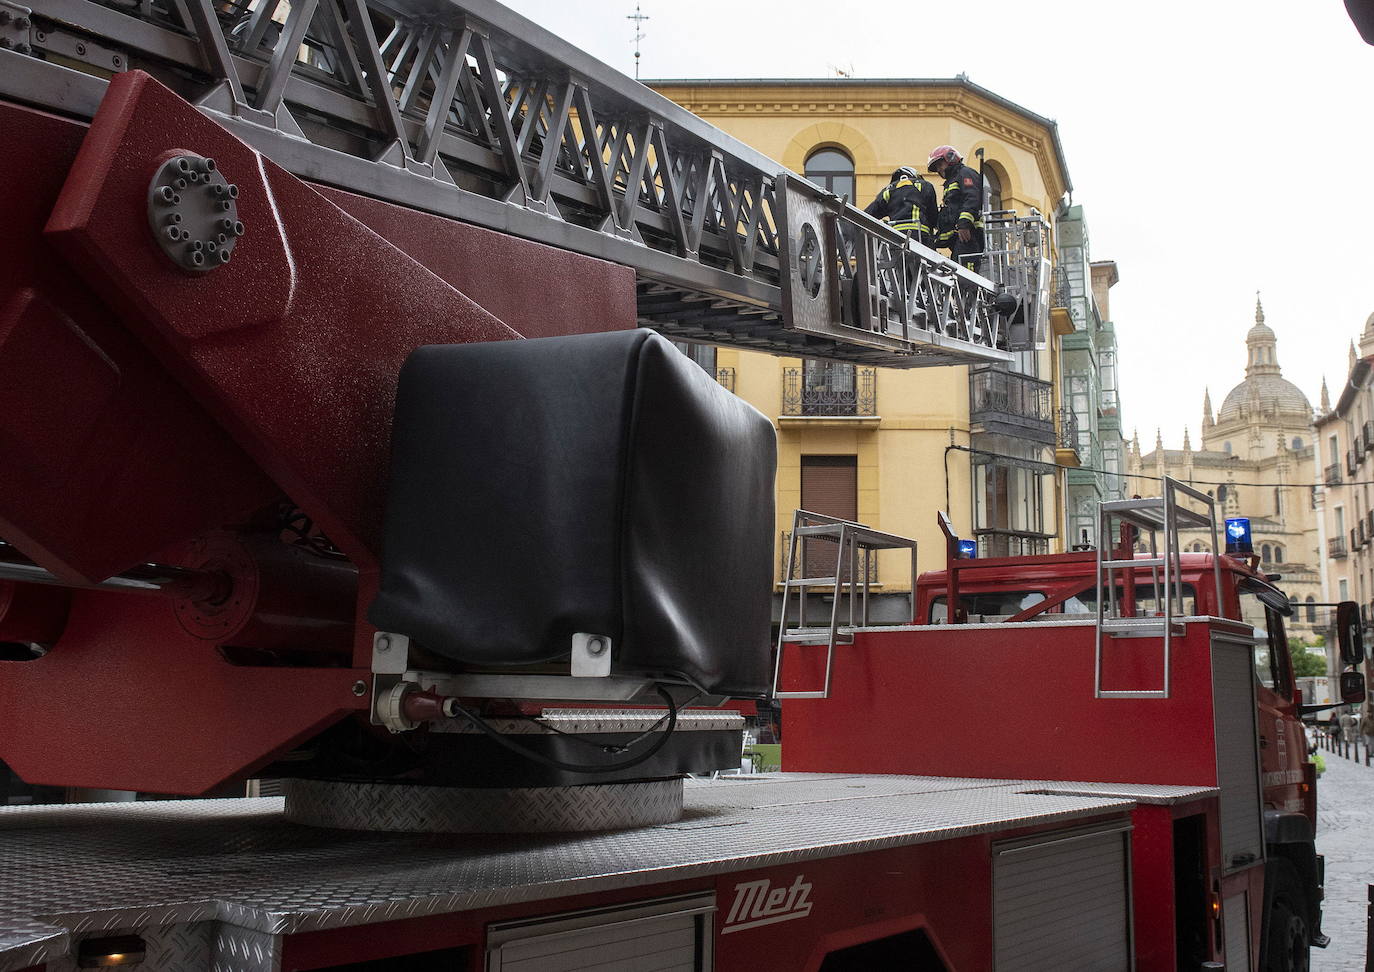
[992,822,1133,970]
[487,892,714,972]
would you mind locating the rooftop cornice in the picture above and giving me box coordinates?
[647,76,1072,200]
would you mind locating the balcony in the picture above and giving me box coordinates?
[1330,537,1348,559]
[781,365,876,418]
[974,529,1053,558]
[1326,463,1343,486]
[969,368,1055,445]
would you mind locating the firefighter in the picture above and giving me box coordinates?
[927,145,985,272]
[863,166,937,247]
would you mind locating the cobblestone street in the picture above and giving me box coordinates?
[1313,740,1373,971]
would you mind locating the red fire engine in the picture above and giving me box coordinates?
[0,0,1364,970]
[777,483,1367,970]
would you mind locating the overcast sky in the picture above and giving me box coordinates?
[502,0,1374,452]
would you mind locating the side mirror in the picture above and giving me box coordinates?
[1340,669,1366,705]
[1337,600,1366,665]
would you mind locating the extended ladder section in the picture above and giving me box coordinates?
[0,0,1014,369]
[773,510,917,700]
[1093,477,1223,699]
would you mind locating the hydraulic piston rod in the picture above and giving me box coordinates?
[0,541,228,602]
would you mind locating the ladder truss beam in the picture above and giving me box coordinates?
[1,0,1012,368]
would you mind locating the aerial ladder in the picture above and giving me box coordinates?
[0,0,1016,367]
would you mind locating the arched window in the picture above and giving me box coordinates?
[1274,545,1284,562]
[983,163,1004,214]
[804,147,854,203]
[1261,543,1272,562]
[1217,484,1229,503]
[1292,436,1304,450]
[1306,596,1316,623]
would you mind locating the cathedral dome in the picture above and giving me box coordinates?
[1216,297,1312,422]
[1217,375,1312,421]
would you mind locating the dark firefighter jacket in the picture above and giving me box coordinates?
[936,163,984,245]
[864,176,937,240]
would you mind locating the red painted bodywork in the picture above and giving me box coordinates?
[268,826,1099,972]
[0,75,637,794]
[781,621,1232,784]
[0,73,1285,971]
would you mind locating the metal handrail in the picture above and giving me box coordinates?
[0,0,1012,368]
[772,510,917,700]
[1093,477,1223,700]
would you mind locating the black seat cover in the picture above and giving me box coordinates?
[369,329,776,698]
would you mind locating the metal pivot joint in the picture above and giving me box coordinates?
[146,154,243,272]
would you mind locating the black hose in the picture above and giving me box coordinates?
[444,686,681,775]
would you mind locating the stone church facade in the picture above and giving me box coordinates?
[1126,300,1322,642]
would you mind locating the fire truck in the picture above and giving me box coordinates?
[0,0,1365,969]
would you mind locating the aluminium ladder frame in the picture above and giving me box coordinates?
[1093,476,1224,699]
[772,510,917,700]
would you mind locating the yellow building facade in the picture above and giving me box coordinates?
[649,78,1073,616]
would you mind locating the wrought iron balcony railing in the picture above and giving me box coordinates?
[782,366,877,417]
[1329,537,1348,559]
[969,367,1054,444]
[1057,407,1080,452]
[1326,463,1343,486]
[715,368,736,393]
[1050,265,1072,309]
[973,529,1053,558]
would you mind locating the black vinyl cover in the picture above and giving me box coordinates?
[369,329,777,698]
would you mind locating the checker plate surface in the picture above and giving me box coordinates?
[283,778,684,833]
[0,773,1211,970]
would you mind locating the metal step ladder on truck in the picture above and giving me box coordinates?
[776,478,1368,970]
[0,0,1321,971]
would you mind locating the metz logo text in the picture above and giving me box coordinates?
[721,875,814,934]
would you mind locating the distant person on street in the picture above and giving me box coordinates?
[864,166,937,247]
[1340,708,1359,743]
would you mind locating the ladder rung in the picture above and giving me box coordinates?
[1102,557,1165,568]
[794,525,846,536]
[784,628,854,645]
[1101,619,1184,638]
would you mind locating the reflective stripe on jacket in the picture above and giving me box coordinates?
[864,177,938,238]
[936,163,984,243]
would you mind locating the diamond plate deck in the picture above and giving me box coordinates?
[283,778,683,833]
[0,774,1212,971]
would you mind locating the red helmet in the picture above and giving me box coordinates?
[927,145,961,172]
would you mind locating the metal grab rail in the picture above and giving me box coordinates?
[0,0,1011,369]
[1093,477,1224,700]
[772,510,917,700]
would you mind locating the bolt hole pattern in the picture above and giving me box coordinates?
[146,154,243,273]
